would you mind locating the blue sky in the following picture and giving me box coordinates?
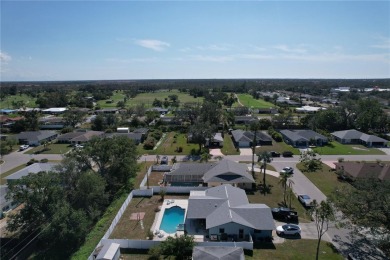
[1,1,389,81]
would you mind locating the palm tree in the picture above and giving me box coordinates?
[200,150,211,163]
[250,121,260,179]
[279,172,293,206]
[288,179,295,208]
[156,155,160,164]
[258,151,271,195]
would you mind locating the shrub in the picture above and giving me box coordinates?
[27,158,39,166]
[143,137,156,150]
[40,158,49,163]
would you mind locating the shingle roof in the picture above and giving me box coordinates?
[202,159,254,183]
[192,246,245,260]
[280,129,327,142]
[335,162,390,181]
[70,131,104,142]
[187,185,275,230]
[331,129,388,143]
[16,131,57,142]
[231,130,272,143]
[5,163,59,180]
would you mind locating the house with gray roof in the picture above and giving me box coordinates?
[5,163,59,184]
[234,116,257,125]
[16,130,58,146]
[205,133,224,148]
[185,184,275,242]
[58,131,104,145]
[280,129,328,148]
[192,246,244,260]
[331,129,388,147]
[231,130,272,148]
[106,132,144,145]
[164,159,254,190]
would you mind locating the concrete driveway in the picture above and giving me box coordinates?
[239,148,252,156]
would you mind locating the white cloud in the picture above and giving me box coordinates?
[273,44,307,54]
[135,39,170,51]
[371,38,390,49]
[106,57,158,63]
[196,44,231,51]
[0,51,12,63]
[188,55,234,62]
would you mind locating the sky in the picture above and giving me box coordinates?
[1,1,390,81]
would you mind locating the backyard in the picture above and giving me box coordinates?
[220,134,240,155]
[313,141,385,155]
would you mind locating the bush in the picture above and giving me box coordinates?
[143,137,156,150]
[40,158,49,163]
[150,130,162,140]
[27,158,39,166]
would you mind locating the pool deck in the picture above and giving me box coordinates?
[151,199,188,240]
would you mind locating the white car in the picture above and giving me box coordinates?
[276,224,301,236]
[75,144,84,149]
[281,167,294,174]
[19,145,30,151]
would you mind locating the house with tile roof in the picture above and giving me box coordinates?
[185,184,275,242]
[164,159,255,189]
[280,129,328,148]
[331,129,388,147]
[335,161,390,181]
[231,130,272,147]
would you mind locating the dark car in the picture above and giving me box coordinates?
[271,207,298,222]
[270,151,281,157]
[281,167,294,175]
[282,151,294,157]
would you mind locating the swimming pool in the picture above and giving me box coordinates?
[159,206,185,234]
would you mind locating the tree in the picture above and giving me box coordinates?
[149,234,195,260]
[91,114,105,131]
[63,110,86,128]
[152,98,162,107]
[299,150,322,172]
[332,178,390,256]
[5,138,17,153]
[258,151,271,195]
[309,200,335,260]
[279,172,292,206]
[200,149,211,163]
[189,119,215,153]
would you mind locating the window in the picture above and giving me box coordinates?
[219,228,225,233]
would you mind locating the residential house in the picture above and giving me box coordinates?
[0,115,24,127]
[205,133,224,148]
[0,109,17,115]
[192,246,244,260]
[295,106,326,113]
[95,242,120,260]
[16,130,58,146]
[280,129,328,148]
[335,161,390,181]
[231,130,272,148]
[257,108,278,114]
[106,132,144,145]
[57,130,104,144]
[39,116,65,129]
[331,129,388,147]
[164,159,255,189]
[185,184,275,242]
[1,163,59,218]
[42,107,68,114]
[95,108,119,114]
[147,107,169,115]
[234,116,257,125]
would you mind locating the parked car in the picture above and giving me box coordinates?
[298,194,313,207]
[75,144,84,149]
[270,151,281,157]
[271,207,298,222]
[282,151,293,157]
[19,145,29,151]
[276,224,301,236]
[281,167,294,175]
[160,156,168,165]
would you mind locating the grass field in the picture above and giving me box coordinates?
[120,240,342,260]
[25,143,72,155]
[96,90,126,108]
[236,94,276,109]
[313,141,385,155]
[0,164,27,185]
[297,163,352,198]
[255,141,300,155]
[221,134,240,155]
[128,90,203,108]
[0,94,38,109]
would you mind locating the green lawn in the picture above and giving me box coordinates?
[25,143,73,154]
[96,90,126,108]
[236,94,276,109]
[120,240,342,260]
[127,90,203,108]
[313,141,385,155]
[255,141,300,155]
[221,134,240,155]
[139,132,199,156]
[0,94,38,109]
[297,162,351,198]
[247,175,312,222]
[247,240,342,260]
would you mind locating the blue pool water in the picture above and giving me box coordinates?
[160,206,185,233]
